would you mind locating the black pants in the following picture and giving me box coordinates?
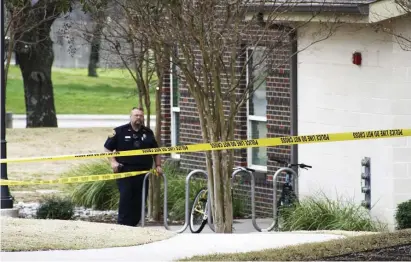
[116,165,149,227]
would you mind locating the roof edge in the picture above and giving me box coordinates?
[245,0,409,23]
[245,4,370,15]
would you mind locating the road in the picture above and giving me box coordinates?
[11,114,157,129]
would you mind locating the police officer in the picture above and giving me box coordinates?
[104,107,162,227]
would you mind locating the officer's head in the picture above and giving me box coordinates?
[130,107,144,127]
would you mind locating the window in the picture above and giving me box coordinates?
[246,47,268,171]
[170,59,181,159]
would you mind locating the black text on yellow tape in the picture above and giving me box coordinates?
[0,171,150,186]
[1,128,410,164]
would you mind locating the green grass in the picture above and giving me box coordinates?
[6,66,158,114]
[181,229,411,261]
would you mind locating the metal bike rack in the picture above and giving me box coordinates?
[185,169,214,232]
[140,171,165,228]
[231,169,258,231]
[253,167,299,232]
[140,169,212,233]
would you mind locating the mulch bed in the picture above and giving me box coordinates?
[323,244,411,261]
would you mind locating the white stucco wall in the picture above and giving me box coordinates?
[297,14,411,230]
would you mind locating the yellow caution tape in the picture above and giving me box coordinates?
[0,128,410,164]
[0,170,151,186]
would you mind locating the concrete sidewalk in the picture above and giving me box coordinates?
[0,232,344,261]
[0,219,347,261]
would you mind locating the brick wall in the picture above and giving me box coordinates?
[179,84,207,171]
[160,24,295,217]
[160,62,171,162]
[182,42,291,165]
[267,66,293,179]
[176,46,253,172]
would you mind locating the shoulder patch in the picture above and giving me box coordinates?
[108,129,116,138]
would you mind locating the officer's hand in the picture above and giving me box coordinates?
[155,166,163,175]
[112,162,121,173]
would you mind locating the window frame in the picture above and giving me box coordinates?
[246,46,268,172]
[170,58,180,159]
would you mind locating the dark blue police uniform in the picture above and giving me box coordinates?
[104,123,159,226]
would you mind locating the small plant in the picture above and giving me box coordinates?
[68,159,246,221]
[68,159,207,220]
[36,195,75,220]
[160,162,207,221]
[71,179,119,210]
[279,192,385,232]
[395,199,411,229]
[69,160,119,210]
[232,197,245,218]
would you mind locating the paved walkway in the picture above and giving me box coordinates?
[1,219,345,261]
[1,232,343,261]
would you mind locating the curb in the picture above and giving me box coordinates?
[12,114,157,121]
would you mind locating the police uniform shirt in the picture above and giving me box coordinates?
[104,123,159,170]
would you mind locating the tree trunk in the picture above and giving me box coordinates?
[152,46,165,222]
[4,26,15,87]
[145,75,161,222]
[222,151,234,231]
[15,27,57,128]
[209,137,234,233]
[88,23,103,77]
[151,82,162,221]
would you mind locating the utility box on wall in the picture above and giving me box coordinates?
[361,157,371,209]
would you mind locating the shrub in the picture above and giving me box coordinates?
[69,159,246,221]
[160,161,207,221]
[232,197,245,218]
[69,160,118,210]
[279,192,385,232]
[160,161,246,220]
[36,195,75,220]
[71,179,119,210]
[395,199,411,229]
[69,159,206,219]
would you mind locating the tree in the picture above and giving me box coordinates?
[126,0,338,232]
[374,0,411,51]
[69,1,166,221]
[97,5,162,220]
[3,3,15,87]
[4,0,113,127]
[5,0,74,127]
[151,42,170,222]
[87,9,105,77]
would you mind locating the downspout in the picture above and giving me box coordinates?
[290,30,298,174]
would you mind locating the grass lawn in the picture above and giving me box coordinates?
[1,217,176,251]
[6,66,157,114]
[6,127,114,203]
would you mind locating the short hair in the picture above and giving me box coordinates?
[132,107,144,111]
